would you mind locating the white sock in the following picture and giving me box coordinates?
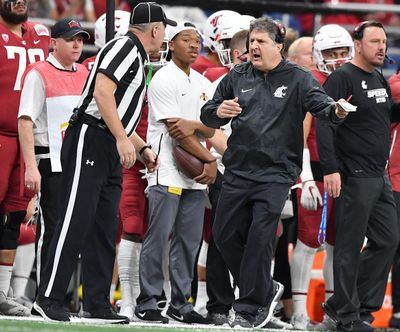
[11,243,35,298]
[291,239,316,316]
[393,312,400,319]
[109,283,117,303]
[0,264,13,295]
[323,243,334,301]
[197,241,208,268]
[194,281,208,316]
[118,239,141,311]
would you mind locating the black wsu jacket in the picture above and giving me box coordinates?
[201,59,342,183]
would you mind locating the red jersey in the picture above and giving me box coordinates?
[308,69,328,162]
[81,55,96,72]
[192,55,220,75]
[204,67,229,83]
[52,0,85,20]
[0,21,49,137]
[388,73,400,191]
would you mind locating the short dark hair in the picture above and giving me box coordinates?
[249,17,286,44]
[353,20,385,40]
[230,29,248,57]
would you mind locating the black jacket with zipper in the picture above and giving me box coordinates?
[201,59,342,184]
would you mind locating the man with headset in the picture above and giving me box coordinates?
[317,21,400,332]
[201,16,349,329]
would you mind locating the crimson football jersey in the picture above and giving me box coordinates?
[0,21,49,136]
[192,55,220,75]
[204,66,229,83]
[81,55,96,72]
[307,69,328,162]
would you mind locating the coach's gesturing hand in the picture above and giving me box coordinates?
[216,97,242,118]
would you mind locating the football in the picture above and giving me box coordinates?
[173,145,204,179]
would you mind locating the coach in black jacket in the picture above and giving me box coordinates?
[317,21,399,332]
[201,17,348,329]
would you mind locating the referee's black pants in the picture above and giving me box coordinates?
[212,171,290,317]
[327,174,399,325]
[38,122,122,311]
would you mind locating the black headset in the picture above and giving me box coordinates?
[352,20,385,40]
[273,20,286,44]
[243,18,286,55]
[352,20,394,64]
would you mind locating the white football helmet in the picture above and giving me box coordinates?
[313,24,354,75]
[216,14,255,67]
[203,10,241,53]
[147,31,169,69]
[94,10,130,49]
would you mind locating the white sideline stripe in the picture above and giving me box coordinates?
[36,195,44,286]
[45,125,88,297]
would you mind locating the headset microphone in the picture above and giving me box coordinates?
[385,54,396,65]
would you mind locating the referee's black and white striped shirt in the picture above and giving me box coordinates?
[76,32,147,137]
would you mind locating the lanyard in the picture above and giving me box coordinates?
[318,191,328,245]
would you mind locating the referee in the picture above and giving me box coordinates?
[34,2,175,323]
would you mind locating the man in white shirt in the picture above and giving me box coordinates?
[135,21,217,324]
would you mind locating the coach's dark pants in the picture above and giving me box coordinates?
[213,171,290,317]
[206,171,235,315]
[38,122,122,311]
[327,174,399,325]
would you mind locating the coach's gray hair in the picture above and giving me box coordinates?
[250,17,279,43]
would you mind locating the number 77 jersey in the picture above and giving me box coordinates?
[0,21,49,137]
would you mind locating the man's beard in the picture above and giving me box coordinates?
[0,1,28,24]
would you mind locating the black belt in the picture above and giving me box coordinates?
[35,146,49,155]
[69,110,110,134]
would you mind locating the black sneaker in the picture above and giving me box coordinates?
[33,297,70,322]
[230,313,253,328]
[80,306,129,324]
[166,306,212,324]
[206,312,229,325]
[156,291,167,312]
[337,320,374,332]
[321,301,339,324]
[135,309,169,323]
[389,315,400,329]
[253,280,284,328]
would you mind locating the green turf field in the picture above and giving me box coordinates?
[0,318,238,332]
[0,318,395,332]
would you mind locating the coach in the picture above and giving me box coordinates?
[201,16,348,329]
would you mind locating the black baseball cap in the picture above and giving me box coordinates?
[51,18,90,39]
[130,2,177,27]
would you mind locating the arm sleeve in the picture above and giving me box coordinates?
[97,38,139,84]
[200,72,235,128]
[316,118,340,175]
[301,72,341,124]
[315,70,351,175]
[18,69,45,122]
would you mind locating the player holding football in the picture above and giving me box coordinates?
[0,0,49,315]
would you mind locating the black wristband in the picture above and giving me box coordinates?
[139,145,151,156]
